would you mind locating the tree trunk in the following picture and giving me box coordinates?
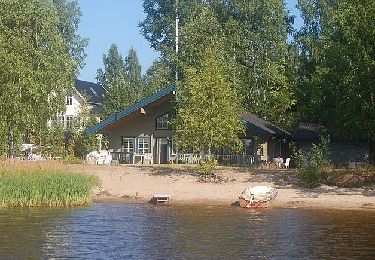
[8,126,14,158]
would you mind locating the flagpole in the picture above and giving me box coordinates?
[175,0,179,84]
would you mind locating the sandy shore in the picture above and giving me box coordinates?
[68,164,375,210]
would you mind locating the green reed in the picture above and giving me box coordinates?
[0,168,100,207]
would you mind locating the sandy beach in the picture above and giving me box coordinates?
[68,164,375,210]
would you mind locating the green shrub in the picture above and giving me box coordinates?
[294,136,332,188]
[61,154,83,164]
[199,157,218,176]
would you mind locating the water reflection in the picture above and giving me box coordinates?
[0,204,374,259]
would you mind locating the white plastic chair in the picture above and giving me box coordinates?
[283,158,291,168]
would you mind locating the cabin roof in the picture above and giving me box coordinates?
[86,85,176,134]
[241,113,291,138]
[293,123,326,141]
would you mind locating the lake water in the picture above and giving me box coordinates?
[0,203,374,259]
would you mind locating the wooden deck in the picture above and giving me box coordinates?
[151,194,171,205]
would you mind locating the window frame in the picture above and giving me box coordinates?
[137,137,150,154]
[156,113,169,130]
[121,137,135,154]
[242,138,254,155]
[66,96,73,106]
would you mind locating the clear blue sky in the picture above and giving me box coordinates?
[77,0,301,83]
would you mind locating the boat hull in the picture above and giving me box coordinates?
[238,186,278,209]
[238,198,271,208]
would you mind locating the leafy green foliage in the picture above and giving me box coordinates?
[0,0,85,157]
[295,1,375,163]
[43,122,66,158]
[174,44,244,155]
[141,0,295,129]
[102,74,137,118]
[143,58,173,97]
[294,136,332,188]
[98,44,141,118]
[219,0,295,125]
[199,157,218,177]
[125,47,145,99]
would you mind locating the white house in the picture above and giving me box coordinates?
[59,79,106,128]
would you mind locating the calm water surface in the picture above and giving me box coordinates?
[0,203,374,259]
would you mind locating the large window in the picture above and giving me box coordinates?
[122,137,134,153]
[156,113,169,130]
[65,115,73,128]
[138,137,150,154]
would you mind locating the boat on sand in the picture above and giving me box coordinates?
[238,186,278,208]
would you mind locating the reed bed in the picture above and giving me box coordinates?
[0,160,100,207]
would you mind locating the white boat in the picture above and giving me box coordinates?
[238,186,278,208]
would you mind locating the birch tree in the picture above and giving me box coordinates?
[174,45,244,155]
[0,0,81,157]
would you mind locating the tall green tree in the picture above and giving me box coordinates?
[174,45,244,155]
[141,0,295,127]
[221,0,294,125]
[102,74,136,118]
[98,44,137,117]
[52,0,88,70]
[140,0,202,61]
[125,47,144,98]
[0,0,80,157]
[295,0,375,163]
[143,58,173,97]
[96,44,126,87]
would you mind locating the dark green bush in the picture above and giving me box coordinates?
[294,136,332,188]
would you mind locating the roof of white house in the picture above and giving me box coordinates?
[75,79,106,105]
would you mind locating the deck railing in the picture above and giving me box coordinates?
[110,151,261,166]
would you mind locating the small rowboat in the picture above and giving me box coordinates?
[238,186,278,208]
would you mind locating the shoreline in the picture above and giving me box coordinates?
[67,164,375,211]
[91,190,375,211]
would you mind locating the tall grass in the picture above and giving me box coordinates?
[0,160,100,207]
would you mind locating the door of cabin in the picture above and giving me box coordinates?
[157,138,168,164]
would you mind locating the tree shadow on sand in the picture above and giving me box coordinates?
[238,168,375,198]
[239,168,300,188]
[137,165,201,177]
[293,185,375,198]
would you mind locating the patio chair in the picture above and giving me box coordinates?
[143,153,153,164]
[283,158,291,169]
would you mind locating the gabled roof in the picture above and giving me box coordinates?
[75,79,106,105]
[293,123,326,141]
[241,112,291,138]
[86,85,176,135]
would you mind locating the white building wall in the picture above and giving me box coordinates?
[64,93,82,118]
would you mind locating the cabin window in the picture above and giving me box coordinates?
[243,139,253,155]
[156,113,169,130]
[138,137,150,154]
[122,137,134,153]
[66,96,73,106]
